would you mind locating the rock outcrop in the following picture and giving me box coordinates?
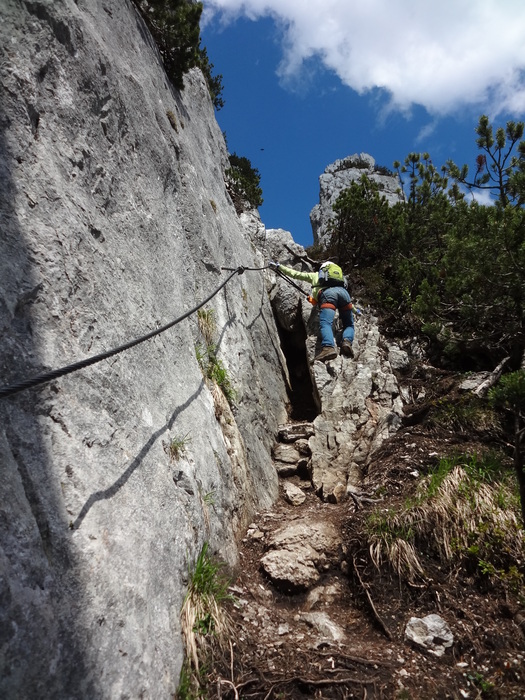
[265,229,406,502]
[260,519,341,593]
[309,153,403,244]
[0,2,288,697]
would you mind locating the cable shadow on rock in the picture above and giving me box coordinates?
[72,378,206,530]
[73,272,244,530]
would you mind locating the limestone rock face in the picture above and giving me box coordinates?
[309,153,403,244]
[1,3,409,695]
[0,1,288,697]
[266,230,404,501]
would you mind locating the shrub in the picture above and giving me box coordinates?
[348,157,371,170]
[489,370,525,528]
[225,153,263,212]
[374,163,394,176]
[428,395,500,435]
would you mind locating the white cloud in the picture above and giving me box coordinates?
[415,121,438,145]
[471,189,496,206]
[203,0,525,117]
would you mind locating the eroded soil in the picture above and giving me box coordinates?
[211,370,525,700]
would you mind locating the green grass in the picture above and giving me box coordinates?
[165,433,191,462]
[202,491,215,506]
[365,453,523,587]
[208,357,236,405]
[180,543,233,696]
[187,543,231,603]
[422,452,504,500]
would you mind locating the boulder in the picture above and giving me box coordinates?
[388,344,411,373]
[282,481,306,506]
[300,611,346,644]
[260,520,340,592]
[405,614,454,657]
[273,443,301,464]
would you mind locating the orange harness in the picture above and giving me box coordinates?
[319,301,354,312]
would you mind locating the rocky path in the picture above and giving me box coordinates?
[215,419,525,699]
[225,494,402,698]
[216,423,410,699]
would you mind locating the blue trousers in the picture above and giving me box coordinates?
[318,287,354,348]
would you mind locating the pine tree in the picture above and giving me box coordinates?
[489,371,525,527]
[445,115,525,207]
[330,174,391,269]
[133,0,224,108]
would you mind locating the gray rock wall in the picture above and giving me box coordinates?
[310,153,403,244]
[0,1,288,697]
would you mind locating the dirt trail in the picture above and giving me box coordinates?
[221,476,428,699]
[214,420,525,699]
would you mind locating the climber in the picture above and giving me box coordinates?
[269,260,355,362]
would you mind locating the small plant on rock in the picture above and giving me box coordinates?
[208,356,236,405]
[195,309,237,406]
[165,433,191,462]
[197,308,216,346]
[166,109,178,131]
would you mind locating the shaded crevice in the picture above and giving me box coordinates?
[276,324,318,422]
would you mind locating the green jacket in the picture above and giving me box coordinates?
[278,264,323,302]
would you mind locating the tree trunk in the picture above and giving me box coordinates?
[473,356,510,397]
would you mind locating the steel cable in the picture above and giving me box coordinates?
[0,266,246,400]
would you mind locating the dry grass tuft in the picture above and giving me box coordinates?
[180,543,233,694]
[197,308,216,346]
[366,456,523,586]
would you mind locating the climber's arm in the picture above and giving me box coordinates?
[277,264,317,285]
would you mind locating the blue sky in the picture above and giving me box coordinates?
[201,1,525,248]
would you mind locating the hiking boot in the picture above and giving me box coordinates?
[314,345,338,362]
[340,339,354,358]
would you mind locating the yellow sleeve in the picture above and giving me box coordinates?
[278,264,318,286]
